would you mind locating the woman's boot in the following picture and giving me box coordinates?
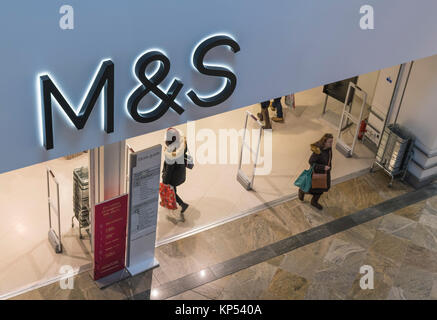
[180,203,189,222]
[311,194,323,210]
[181,202,189,213]
[257,112,263,121]
[298,189,305,202]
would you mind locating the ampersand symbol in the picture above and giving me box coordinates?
[127,51,184,123]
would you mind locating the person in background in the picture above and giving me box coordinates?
[162,127,189,214]
[271,97,284,122]
[257,100,272,129]
[298,133,333,210]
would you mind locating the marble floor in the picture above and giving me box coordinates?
[13,171,437,300]
[164,176,437,300]
[0,85,375,298]
[174,196,437,300]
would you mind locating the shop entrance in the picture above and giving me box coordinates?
[0,63,402,298]
[126,65,401,245]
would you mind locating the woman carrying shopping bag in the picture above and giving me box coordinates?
[297,133,333,210]
[161,127,190,215]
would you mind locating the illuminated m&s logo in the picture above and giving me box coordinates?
[39,34,240,150]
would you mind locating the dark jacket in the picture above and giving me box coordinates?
[308,144,332,194]
[162,143,187,187]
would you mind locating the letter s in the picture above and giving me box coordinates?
[187,35,240,107]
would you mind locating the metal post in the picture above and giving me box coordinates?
[238,112,249,170]
[251,123,263,187]
[125,144,134,194]
[237,111,263,190]
[47,169,51,229]
[56,180,61,247]
[336,84,351,142]
[322,94,328,114]
[351,91,367,153]
[89,148,97,253]
[47,167,62,253]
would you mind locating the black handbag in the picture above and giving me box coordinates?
[185,148,194,169]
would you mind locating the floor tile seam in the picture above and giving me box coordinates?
[24,183,437,301]
[190,287,217,300]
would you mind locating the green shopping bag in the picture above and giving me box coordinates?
[294,165,314,192]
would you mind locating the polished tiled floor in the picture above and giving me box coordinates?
[166,182,437,300]
[191,204,437,300]
[13,170,437,300]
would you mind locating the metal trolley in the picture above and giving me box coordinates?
[72,166,90,239]
[370,124,414,187]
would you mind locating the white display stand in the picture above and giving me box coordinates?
[126,144,162,276]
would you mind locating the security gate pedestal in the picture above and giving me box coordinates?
[335,82,367,158]
[237,111,263,190]
[47,168,62,254]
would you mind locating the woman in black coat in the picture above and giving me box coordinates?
[298,133,333,210]
[162,128,189,213]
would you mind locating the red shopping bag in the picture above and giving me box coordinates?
[159,183,177,210]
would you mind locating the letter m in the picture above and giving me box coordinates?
[39,60,114,150]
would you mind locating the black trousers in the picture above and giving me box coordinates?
[173,185,185,206]
[311,193,322,203]
[301,189,323,201]
[261,100,270,109]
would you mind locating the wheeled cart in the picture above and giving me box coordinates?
[72,166,90,239]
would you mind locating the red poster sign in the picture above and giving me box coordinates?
[94,194,128,280]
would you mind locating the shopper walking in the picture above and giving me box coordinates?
[162,127,189,214]
[298,133,333,210]
[257,100,272,129]
[271,97,284,123]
